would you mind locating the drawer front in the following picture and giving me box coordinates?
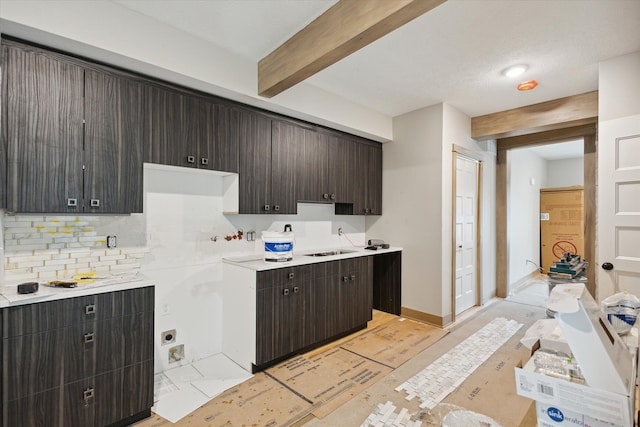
[6,386,64,427]
[256,264,313,290]
[3,298,67,338]
[5,328,65,401]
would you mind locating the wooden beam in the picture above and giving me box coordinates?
[471,91,598,140]
[258,0,446,98]
[497,123,596,151]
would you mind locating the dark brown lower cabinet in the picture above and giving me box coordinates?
[373,252,402,315]
[1,286,154,427]
[254,257,373,371]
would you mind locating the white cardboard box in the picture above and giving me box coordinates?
[515,283,636,427]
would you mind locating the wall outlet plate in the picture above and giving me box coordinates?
[161,329,176,345]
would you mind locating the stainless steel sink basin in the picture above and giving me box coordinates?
[304,249,357,257]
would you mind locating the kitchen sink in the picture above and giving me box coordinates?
[304,249,357,257]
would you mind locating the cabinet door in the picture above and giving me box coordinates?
[84,69,144,213]
[144,84,200,168]
[299,129,331,203]
[313,261,342,342]
[3,43,84,213]
[338,257,373,332]
[199,102,240,173]
[238,110,272,214]
[270,120,303,214]
[330,135,363,216]
[255,265,313,365]
[364,142,383,215]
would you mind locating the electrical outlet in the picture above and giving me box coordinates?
[161,329,176,345]
[168,344,185,363]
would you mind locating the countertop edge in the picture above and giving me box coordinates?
[222,246,402,271]
[0,276,155,308]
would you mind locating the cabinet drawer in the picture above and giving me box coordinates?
[64,360,154,427]
[6,386,64,427]
[3,298,68,337]
[4,328,65,401]
[256,264,312,290]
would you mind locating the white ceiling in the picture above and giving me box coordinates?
[113,0,640,118]
[522,139,584,160]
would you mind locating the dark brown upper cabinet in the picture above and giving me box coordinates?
[298,125,332,203]
[2,40,144,213]
[144,84,239,174]
[144,83,201,169]
[239,118,301,214]
[84,69,144,213]
[2,42,85,213]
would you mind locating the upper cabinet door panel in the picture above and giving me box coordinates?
[300,128,330,203]
[84,70,144,213]
[144,84,200,168]
[238,110,272,214]
[270,120,303,214]
[200,103,240,173]
[3,44,84,213]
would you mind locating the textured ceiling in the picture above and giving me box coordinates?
[114,0,640,118]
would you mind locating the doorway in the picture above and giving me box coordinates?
[451,148,482,318]
[507,139,584,293]
[495,125,597,298]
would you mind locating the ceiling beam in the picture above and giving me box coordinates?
[258,0,446,98]
[471,91,598,140]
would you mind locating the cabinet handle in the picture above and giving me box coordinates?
[330,194,336,200]
[364,208,370,214]
[90,199,100,208]
[323,193,329,199]
[67,198,78,207]
[84,332,95,344]
[293,286,299,293]
[264,204,270,211]
[187,155,195,164]
[350,274,356,281]
[288,272,294,279]
[343,276,349,282]
[83,388,95,402]
[201,157,209,165]
[85,304,96,315]
[274,205,280,212]
[283,288,290,296]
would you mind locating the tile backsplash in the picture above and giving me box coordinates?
[3,214,147,283]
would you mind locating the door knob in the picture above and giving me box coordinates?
[602,262,614,271]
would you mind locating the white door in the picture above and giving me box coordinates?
[597,114,640,301]
[454,155,479,315]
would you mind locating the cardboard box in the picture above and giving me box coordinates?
[540,187,584,273]
[515,283,636,427]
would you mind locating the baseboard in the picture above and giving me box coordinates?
[401,307,449,327]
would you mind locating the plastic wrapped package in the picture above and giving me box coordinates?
[601,291,640,335]
[416,403,503,427]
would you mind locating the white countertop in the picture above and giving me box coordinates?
[222,246,402,271]
[0,273,155,308]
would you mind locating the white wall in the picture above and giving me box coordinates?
[546,158,584,188]
[0,0,392,142]
[366,104,444,317]
[507,149,547,287]
[366,103,496,323]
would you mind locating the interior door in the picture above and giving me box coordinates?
[597,114,640,300]
[454,154,479,315]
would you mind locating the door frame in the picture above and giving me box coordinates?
[495,124,597,298]
[451,145,483,322]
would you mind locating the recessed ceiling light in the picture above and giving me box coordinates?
[502,64,529,78]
